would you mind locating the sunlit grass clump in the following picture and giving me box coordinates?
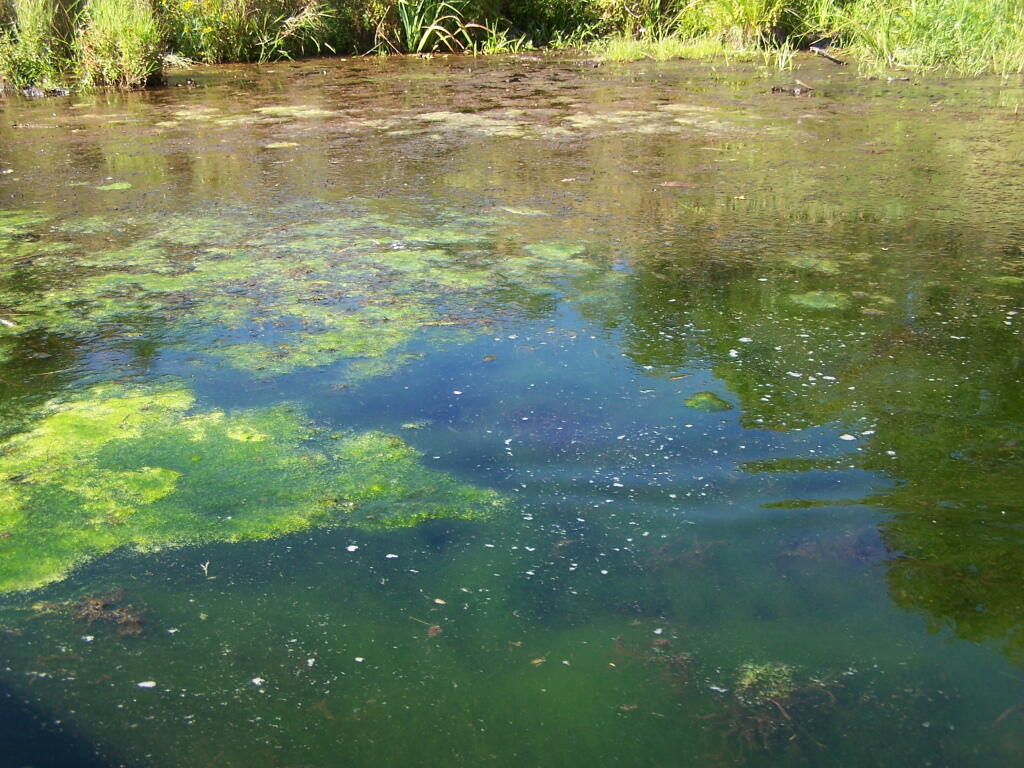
[590,0,1024,75]
[0,383,503,593]
[76,0,163,87]
[0,0,72,88]
[159,0,337,63]
[0,0,162,88]
[593,33,738,62]
[4,0,1024,88]
[832,0,1024,75]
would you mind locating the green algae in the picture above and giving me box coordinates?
[735,662,797,706]
[2,240,74,265]
[253,105,335,119]
[782,255,844,274]
[684,391,733,412]
[74,244,174,271]
[787,291,849,310]
[561,108,748,137]
[0,203,610,383]
[144,215,248,248]
[0,383,503,593]
[0,210,49,238]
[524,243,587,260]
[172,107,220,120]
[96,182,132,191]
[53,215,124,235]
[416,111,528,138]
[499,207,550,217]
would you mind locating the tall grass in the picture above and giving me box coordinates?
[680,0,790,45]
[393,0,476,52]
[76,0,163,87]
[3,0,1024,90]
[594,0,683,37]
[0,0,76,88]
[591,0,1024,74]
[473,18,530,53]
[595,32,738,61]
[372,0,512,54]
[833,0,1024,75]
[159,0,336,63]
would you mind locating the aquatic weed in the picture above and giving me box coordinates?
[0,382,504,593]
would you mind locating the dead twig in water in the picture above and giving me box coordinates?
[29,367,78,376]
[810,46,846,66]
[769,697,792,720]
[992,704,1024,729]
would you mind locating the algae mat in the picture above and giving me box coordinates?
[0,383,502,593]
[0,203,605,384]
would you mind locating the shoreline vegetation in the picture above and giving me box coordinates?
[1,0,1023,91]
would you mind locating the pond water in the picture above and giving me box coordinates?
[1,54,1023,767]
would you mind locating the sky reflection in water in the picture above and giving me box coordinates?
[0,55,1023,766]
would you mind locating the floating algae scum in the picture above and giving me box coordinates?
[1,54,1023,765]
[0,383,503,593]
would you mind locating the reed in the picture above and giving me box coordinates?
[0,0,76,88]
[160,0,335,63]
[833,0,1024,75]
[473,18,530,53]
[3,0,1024,91]
[591,0,1024,74]
[76,0,163,87]
[370,0,494,54]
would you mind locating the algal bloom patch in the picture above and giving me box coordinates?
[0,384,503,593]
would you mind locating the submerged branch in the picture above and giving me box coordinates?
[810,46,847,66]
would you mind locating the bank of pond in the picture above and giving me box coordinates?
[2,0,1024,92]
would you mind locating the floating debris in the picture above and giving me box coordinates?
[33,589,147,636]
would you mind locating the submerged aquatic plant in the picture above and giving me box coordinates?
[0,383,503,593]
[0,209,50,239]
[684,391,733,411]
[788,290,849,310]
[0,205,613,385]
[34,588,147,635]
[735,661,796,705]
[711,661,838,756]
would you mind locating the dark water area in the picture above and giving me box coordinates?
[0,54,1022,766]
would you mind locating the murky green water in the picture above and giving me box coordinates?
[1,54,1023,766]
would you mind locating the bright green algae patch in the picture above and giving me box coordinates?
[0,203,609,383]
[787,291,849,310]
[735,662,797,706]
[684,391,733,412]
[0,384,503,593]
[0,210,50,238]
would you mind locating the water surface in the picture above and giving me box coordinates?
[1,55,1023,766]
